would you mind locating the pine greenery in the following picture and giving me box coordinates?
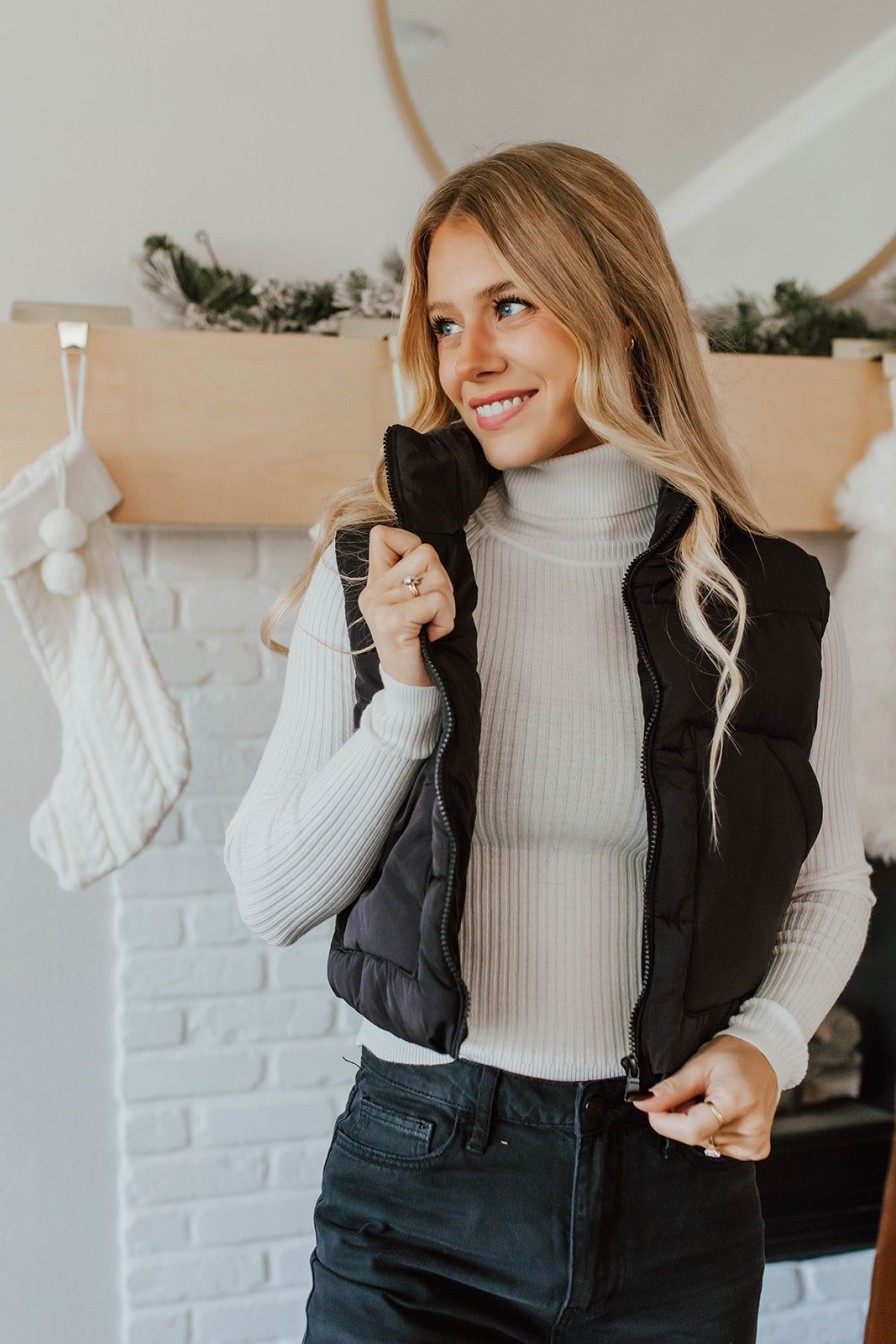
[138,231,896,355]
[693,279,896,355]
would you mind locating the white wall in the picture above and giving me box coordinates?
[0,594,122,1341]
[0,0,431,327]
[0,3,884,1341]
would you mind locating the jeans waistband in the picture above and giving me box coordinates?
[356,1045,651,1138]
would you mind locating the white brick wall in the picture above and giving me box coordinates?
[111,524,880,1344]
[114,524,362,1344]
[757,1252,875,1342]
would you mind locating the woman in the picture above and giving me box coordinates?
[224,142,875,1342]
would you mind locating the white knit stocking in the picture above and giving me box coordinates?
[0,430,190,891]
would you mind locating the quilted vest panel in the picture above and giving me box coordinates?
[628,510,827,1087]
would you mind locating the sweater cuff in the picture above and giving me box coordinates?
[358,664,442,760]
[712,996,809,1095]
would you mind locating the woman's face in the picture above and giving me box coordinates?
[425,216,629,466]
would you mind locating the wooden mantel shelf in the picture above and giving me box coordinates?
[0,321,891,530]
[0,323,399,529]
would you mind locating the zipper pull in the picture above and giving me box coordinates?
[620,1054,642,1101]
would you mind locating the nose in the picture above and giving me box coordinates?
[453,323,506,386]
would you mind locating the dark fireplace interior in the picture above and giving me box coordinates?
[756,858,895,1261]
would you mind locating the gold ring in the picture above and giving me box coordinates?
[705,1099,724,1127]
[402,573,422,598]
[702,1098,725,1157]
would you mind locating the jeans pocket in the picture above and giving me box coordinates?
[333,1079,464,1169]
[673,1137,754,1171]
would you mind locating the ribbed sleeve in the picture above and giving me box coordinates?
[223,540,442,945]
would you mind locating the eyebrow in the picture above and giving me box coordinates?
[425,280,518,316]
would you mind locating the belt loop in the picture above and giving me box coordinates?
[465,1065,499,1153]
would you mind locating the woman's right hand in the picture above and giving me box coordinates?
[357,525,456,688]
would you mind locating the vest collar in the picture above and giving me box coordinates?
[384,420,696,546]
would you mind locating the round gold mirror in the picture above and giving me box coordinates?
[373,0,896,303]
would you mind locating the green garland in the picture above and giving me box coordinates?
[138,231,896,355]
[137,231,404,334]
[693,278,896,355]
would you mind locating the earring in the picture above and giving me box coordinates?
[630,335,636,351]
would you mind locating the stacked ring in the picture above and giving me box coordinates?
[702,1099,725,1158]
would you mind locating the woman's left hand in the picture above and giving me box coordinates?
[630,1035,780,1161]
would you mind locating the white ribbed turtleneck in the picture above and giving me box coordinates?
[491,438,661,525]
[224,440,874,1091]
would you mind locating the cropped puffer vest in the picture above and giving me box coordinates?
[329,421,829,1096]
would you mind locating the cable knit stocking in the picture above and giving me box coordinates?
[0,429,190,891]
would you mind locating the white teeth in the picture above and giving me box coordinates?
[477,393,533,418]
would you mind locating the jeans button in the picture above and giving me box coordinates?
[583,1095,606,1121]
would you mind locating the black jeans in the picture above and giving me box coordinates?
[302,1045,766,1343]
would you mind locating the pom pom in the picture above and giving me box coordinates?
[41,549,87,595]
[39,506,89,552]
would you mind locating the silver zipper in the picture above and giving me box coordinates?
[619,493,692,1100]
[381,427,468,1054]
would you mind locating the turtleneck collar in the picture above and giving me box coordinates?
[470,440,663,563]
[499,440,660,519]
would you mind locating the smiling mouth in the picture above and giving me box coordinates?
[472,390,538,427]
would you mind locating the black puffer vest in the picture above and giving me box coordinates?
[330,421,829,1096]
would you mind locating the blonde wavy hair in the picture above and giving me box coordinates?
[260,140,776,852]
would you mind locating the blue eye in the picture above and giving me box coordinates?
[429,295,531,338]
